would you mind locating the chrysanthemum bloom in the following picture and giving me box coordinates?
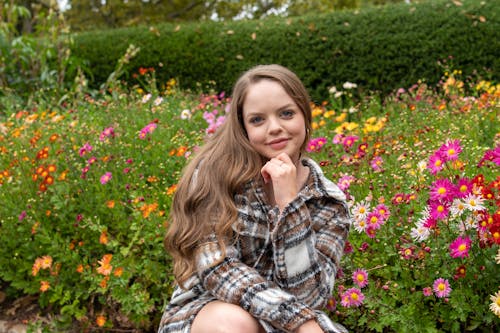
[337,175,355,191]
[455,177,473,198]
[370,156,384,172]
[342,135,359,150]
[375,203,390,220]
[422,287,433,297]
[428,152,446,175]
[453,265,466,280]
[429,178,456,202]
[433,278,452,298]
[306,137,327,153]
[351,200,370,220]
[490,290,500,318]
[400,247,415,260]
[352,269,369,288]
[438,139,462,161]
[97,254,113,276]
[353,218,368,233]
[99,127,115,141]
[450,199,467,217]
[100,172,112,185]
[449,236,472,258]
[78,142,93,157]
[366,211,383,230]
[463,193,486,211]
[410,221,431,242]
[325,296,336,312]
[430,201,450,220]
[340,287,365,307]
[40,280,50,292]
[391,193,406,205]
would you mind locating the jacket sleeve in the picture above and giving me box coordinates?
[195,239,317,332]
[270,193,351,309]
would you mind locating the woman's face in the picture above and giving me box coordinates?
[241,79,306,162]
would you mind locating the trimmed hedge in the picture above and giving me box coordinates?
[71,0,499,102]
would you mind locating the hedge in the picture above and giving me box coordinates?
[71,0,499,102]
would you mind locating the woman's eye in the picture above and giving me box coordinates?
[249,116,263,124]
[281,110,295,118]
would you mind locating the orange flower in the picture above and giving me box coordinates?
[97,254,113,276]
[32,261,42,276]
[49,134,59,142]
[58,170,68,181]
[140,202,158,218]
[31,221,40,235]
[166,184,177,196]
[40,280,50,292]
[176,146,187,157]
[106,200,115,208]
[113,267,123,277]
[99,230,108,245]
[99,276,110,289]
[76,264,84,273]
[46,164,57,173]
[96,315,106,327]
[40,256,53,269]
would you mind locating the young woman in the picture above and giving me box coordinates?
[158,64,351,333]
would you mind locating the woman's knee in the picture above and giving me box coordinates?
[191,301,263,333]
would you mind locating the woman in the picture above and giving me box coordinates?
[159,64,351,333]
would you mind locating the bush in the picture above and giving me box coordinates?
[71,0,499,102]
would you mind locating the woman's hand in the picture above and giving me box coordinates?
[295,319,324,333]
[260,152,298,211]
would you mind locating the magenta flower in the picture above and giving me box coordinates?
[366,211,384,230]
[370,156,384,172]
[438,139,462,161]
[455,177,473,198]
[428,152,446,175]
[139,123,157,139]
[429,201,450,220]
[352,269,369,288]
[429,178,456,203]
[306,137,327,153]
[337,175,355,191]
[100,172,112,184]
[18,210,27,221]
[449,236,472,258]
[78,142,93,157]
[342,135,359,151]
[99,127,115,141]
[423,287,433,297]
[340,287,365,307]
[433,278,452,298]
[478,144,500,166]
[332,133,344,144]
[374,203,390,221]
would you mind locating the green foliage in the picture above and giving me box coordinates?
[71,0,499,103]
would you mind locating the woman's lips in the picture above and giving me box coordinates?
[268,138,289,150]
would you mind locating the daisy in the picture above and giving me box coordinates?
[429,178,456,203]
[366,211,383,230]
[428,152,446,175]
[438,139,462,161]
[374,203,390,221]
[433,278,452,298]
[449,198,466,217]
[490,290,500,318]
[463,193,486,211]
[449,236,472,258]
[340,287,365,307]
[353,217,368,233]
[351,200,370,220]
[410,221,431,242]
[352,269,369,288]
[429,201,450,220]
[370,156,383,172]
[455,177,473,198]
[337,175,355,192]
[457,216,478,231]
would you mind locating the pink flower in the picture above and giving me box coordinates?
[428,152,446,175]
[332,133,344,144]
[370,156,384,172]
[449,236,471,258]
[366,211,383,230]
[438,139,462,161]
[79,142,93,157]
[99,127,115,141]
[100,172,112,185]
[429,178,456,203]
[342,135,359,151]
[429,201,450,220]
[423,287,433,297]
[337,175,355,191]
[340,287,365,307]
[19,210,27,221]
[306,137,327,153]
[455,177,473,198]
[374,203,390,221]
[478,145,500,166]
[433,278,452,298]
[139,123,157,139]
[352,269,369,288]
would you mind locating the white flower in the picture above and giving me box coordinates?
[343,81,357,89]
[463,193,486,211]
[353,217,368,233]
[329,86,338,94]
[495,248,500,264]
[410,221,430,242]
[417,160,427,173]
[351,200,370,220]
[180,109,192,120]
[449,198,466,217]
[153,97,163,106]
[490,290,500,318]
[141,93,152,104]
[457,216,478,231]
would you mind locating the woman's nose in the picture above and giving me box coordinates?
[267,117,283,134]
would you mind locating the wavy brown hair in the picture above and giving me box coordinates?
[164,64,313,287]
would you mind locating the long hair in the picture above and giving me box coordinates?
[164,64,313,287]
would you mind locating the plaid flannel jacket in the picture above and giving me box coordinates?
[158,158,351,333]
